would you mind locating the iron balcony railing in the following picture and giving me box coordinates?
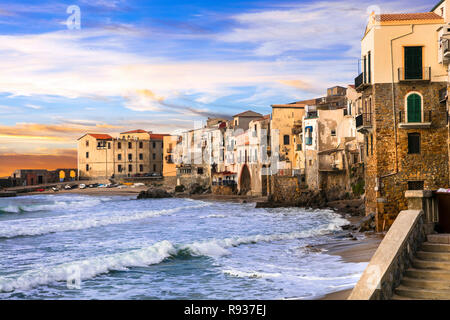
[398,67,431,81]
[355,113,372,129]
[399,110,432,123]
[354,72,370,90]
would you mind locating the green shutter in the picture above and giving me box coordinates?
[404,47,423,80]
[407,94,422,123]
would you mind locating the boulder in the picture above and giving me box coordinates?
[357,212,376,232]
[137,188,173,199]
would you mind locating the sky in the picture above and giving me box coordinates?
[0,0,437,176]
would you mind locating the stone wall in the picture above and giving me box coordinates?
[361,82,449,230]
[212,185,236,195]
[348,210,426,300]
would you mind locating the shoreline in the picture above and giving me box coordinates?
[8,187,381,300]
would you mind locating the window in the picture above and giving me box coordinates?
[197,167,204,174]
[408,181,424,190]
[153,142,156,148]
[153,164,157,172]
[118,142,121,149]
[128,164,132,172]
[404,47,423,80]
[305,127,313,145]
[331,130,336,136]
[407,93,422,123]
[139,164,143,172]
[368,51,371,83]
[128,153,132,161]
[86,152,89,159]
[139,141,143,149]
[365,135,369,156]
[128,142,132,149]
[86,140,89,147]
[86,164,89,171]
[153,153,156,160]
[118,164,122,172]
[408,133,421,154]
[139,153,143,160]
[118,154,122,161]
[370,134,373,155]
[108,142,111,149]
[283,135,290,145]
[235,120,238,126]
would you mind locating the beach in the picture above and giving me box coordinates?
[1,187,382,299]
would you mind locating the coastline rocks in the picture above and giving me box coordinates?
[137,188,173,199]
[188,183,210,195]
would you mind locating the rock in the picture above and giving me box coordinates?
[357,212,376,232]
[189,183,206,195]
[137,188,173,199]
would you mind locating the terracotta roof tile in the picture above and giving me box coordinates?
[378,12,443,22]
[88,134,113,140]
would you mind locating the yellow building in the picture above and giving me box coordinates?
[163,135,179,177]
[77,130,166,179]
[270,103,306,173]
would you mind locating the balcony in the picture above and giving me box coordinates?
[398,67,431,82]
[441,38,450,64]
[166,149,173,154]
[355,72,370,91]
[356,113,373,133]
[399,110,432,129]
[305,112,318,119]
[439,87,447,104]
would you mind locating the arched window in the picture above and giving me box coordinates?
[407,93,422,123]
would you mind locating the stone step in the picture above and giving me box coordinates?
[406,268,450,280]
[416,251,450,261]
[395,285,450,300]
[391,294,416,300]
[422,242,450,252]
[428,234,450,244]
[412,259,450,270]
[401,277,450,290]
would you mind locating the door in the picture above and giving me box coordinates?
[404,46,422,80]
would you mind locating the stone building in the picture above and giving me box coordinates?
[355,10,449,230]
[77,130,166,179]
[163,135,179,177]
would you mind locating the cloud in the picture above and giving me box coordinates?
[25,103,41,109]
[0,151,77,177]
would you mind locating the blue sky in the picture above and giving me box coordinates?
[0,0,437,173]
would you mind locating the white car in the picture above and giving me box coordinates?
[79,184,86,189]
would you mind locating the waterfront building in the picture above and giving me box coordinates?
[355,9,449,230]
[77,130,166,179]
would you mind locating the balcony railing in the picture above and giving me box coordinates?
[305,112,318,119]
[355,72,370,90]
[399,110,432,127]
[398,67,431,81]
[356,113,373,131]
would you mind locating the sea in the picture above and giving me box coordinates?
[0,194,368,299]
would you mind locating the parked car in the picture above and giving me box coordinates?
[79,184,86,189]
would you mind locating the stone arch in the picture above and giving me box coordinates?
[239,164,251,195]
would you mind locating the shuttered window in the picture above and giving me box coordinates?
[405,47,422,80]
[407,94,422,123]
[404,46,423,80]
[408,133,420,154]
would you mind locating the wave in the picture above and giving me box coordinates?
[0,198,104,215]
[222,269,282,279]
[199,214,227,219]
[0,224,346,292]
[0,203,210,239]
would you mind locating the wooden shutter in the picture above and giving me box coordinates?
[404,47,423,80]
[407,94,422,123]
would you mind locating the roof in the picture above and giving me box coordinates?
[377,12,443,22]
[233,110,263,118]
[149,133,169,140]
[120,129,148,134]
[78,133,113,140]
[348,84,355,89]
[271,103,306,108]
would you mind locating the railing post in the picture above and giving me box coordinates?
[405,190,435,234]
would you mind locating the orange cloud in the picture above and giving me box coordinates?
[0,150,77,177]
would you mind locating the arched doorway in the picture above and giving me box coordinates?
[239,164,251,195]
